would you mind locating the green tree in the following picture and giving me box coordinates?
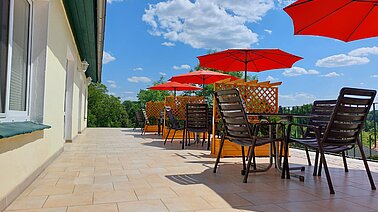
[88,83,130,127]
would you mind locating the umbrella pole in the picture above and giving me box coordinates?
[244,61,248,82]
[174,88,176,97]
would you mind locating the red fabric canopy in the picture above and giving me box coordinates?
[169,70,238,85]
[284,0,378,42]
[148,81,201,91]
[197,49,302,81]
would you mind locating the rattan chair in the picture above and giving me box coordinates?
[184,104,209,149]
[214,88,284,183]
[283,87,377,194]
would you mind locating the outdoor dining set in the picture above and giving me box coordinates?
[134,0,378,195]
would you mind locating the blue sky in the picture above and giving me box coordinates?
[102,0,378,106]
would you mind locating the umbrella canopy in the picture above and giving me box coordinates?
[197,49,302,81]
[169,70,238,94]
[284,0,378,42]
[148,81,201,96]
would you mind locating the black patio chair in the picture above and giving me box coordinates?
[135,110,145,135]
[283,87,377,194]
[207,107,213,150]
[164,106,185,145]
[185,104,209,150]
[141,109,151,135]
[213,88,284,183]
[301,100,337,176]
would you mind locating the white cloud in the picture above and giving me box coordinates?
[103,51,116,64]
[348,46,378,57]
[280,92,316,106]
[143,0,274,49]
[173,64,191,70]
[127,76,152,83]
[123,91,134,94]
[283,67,319,77]
[106,80,117,88]
[159,72,167,76]
[133,67,143,71]
[108,92,116,96]
[316,54,369,68]
[107,0,124,4]
[371,75,378,78]
[322,72,343,77]
[266,75,278,81]
[162,42,175,47]
[276,0,295,7]
[264,29,272,34]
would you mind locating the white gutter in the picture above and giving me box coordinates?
[97,0,106,82]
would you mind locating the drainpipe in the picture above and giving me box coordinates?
[97,0,106,82]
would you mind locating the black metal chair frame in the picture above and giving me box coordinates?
[282,87,377,194]
[135,110,145,135]
[164,106,185,146]
[184,103,209,150]
[213,88,285,183]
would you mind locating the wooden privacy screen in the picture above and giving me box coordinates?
[214,79,281,114]
[212,79,282,157]
[145,101,165,119]
[165,96,205,120]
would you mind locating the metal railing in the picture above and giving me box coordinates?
[280,102,378,161]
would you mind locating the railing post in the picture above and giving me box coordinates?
[373,103,377,149]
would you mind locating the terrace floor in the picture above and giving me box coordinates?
[5,128,378,212]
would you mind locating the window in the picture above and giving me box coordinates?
[0,0,31,121]
[9,0,30,112]
[0,0,10,114]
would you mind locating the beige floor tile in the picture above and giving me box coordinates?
[67,203,118,212]
[93,190,137,204]
[201,193,253,209]
[161,196,214,211]
[117,200,168,212]
[28,185,74,196]
[94,175,128,184]
[43,193,93,208]
[74,183,114,193]
[6,196,48,210]
[134,187,178,200]
[5,207,67,212]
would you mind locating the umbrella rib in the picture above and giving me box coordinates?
[199,52,240,68]
[295,1,353,34]
[346,3,376,41]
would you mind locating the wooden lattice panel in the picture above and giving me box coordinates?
[145,101,164,118]
[214,80,279,114]
[165,96,205,120]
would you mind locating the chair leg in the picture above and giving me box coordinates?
[342,151,348,173]
[357,140,376,190]
[317,156,322,176]
[213,134,225,173]
[252,151,257,170]
[313,150,319,176]
[164,128,171,145]
[182,129,186,149]
[243,144,255,183]
[188,131,191,146]
[319,147,335,194]
[202,132,206,147]
[281,136,290,179]
[241,146,246,175]
[305,147,312,166]
[207,131,211,150]
[171,129,177,143]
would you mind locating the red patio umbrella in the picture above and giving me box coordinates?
[284,0,378,42]
[197,49,302,82]
[148,81,201,96]
[169,70,239,94]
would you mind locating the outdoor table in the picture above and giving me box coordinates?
[246,113,318,181]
